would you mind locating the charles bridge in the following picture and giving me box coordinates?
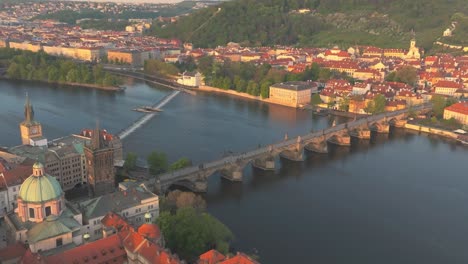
[137,104,432,194]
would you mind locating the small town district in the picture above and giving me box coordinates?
[0,1,468,264]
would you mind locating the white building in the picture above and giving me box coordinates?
[177,71,203,87]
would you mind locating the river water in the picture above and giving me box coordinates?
[1,79,468,263]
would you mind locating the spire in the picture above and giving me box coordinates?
[91,120,103,149]
[24,93,35,123]
[410,29,416,40]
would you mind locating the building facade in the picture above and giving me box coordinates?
[269,81,312,108]
[84,126,115,197]
[444,102,468,125]
[177,71,202,87]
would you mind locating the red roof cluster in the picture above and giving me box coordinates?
[445,102,468,115]
[198,250,259,264]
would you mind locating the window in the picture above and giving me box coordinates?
[12,187,16,192]
[56,238,63,247]
[45,206,51,216]
[29,208,35,218]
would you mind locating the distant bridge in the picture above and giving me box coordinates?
[104,67,196,95]
[117,90,180,140]
[141,104,432,194]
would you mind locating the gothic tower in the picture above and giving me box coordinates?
[84,123,115,197]
[19,94,43,145]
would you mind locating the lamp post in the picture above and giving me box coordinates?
[0,173,10,215]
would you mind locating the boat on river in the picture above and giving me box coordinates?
[132,106,163,113]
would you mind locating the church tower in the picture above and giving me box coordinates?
[406,30,421,60]
[19,94,43,145]
[84,123,115,197]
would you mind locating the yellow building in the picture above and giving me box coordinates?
[9,41,42,52]
[107,49,142,66]
[42,46,103,62]
[269,81,312,108]
[0,39,7,48]
[444,102,468,125]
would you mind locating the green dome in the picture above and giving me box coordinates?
[19,170,63,203]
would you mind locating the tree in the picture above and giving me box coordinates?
[395,66,418,86]
[157,208,234,262]
[365,94,386,114]
[66,69,78,83]
[338,96,350,111]
[124,152,137,171]
[430,94,446,118]
[147,151,168,175]
[373,94,386,114]
[6,62,21,79]
[197,56,214,76]
[169,157,191,171]
[311,93,322,105]
[164,190,206,212]
[260,80,272,99]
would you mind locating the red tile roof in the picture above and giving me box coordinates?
[445,102,468,115]
[199,249,226,264]
[46,235,126,264]
[219,253,259,264]
[434,80,463,89]
[0,243,27,262]
[138,223,161,241]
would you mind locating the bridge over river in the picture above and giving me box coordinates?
[117,90,180,140]
[137,104,432,194]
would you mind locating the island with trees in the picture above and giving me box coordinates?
[0,48,123,91]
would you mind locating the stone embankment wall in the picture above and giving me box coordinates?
[405,123,457,139]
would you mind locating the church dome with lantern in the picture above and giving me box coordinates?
[17,162,64,222]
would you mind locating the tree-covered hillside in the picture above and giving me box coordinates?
[149,0,468,50]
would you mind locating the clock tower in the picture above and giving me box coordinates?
[19,94,43,145]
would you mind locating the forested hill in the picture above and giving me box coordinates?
[149,0,468,50]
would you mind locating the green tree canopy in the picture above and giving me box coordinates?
[365,94,386,114]
[147,151,168,175]
[157,208,234,262]
[169,157,192,171]
[3,48,121,87]
[124,152,138,171]
[430,94,448,118]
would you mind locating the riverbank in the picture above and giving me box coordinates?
[0,76,124,92]
[198,85,270,103]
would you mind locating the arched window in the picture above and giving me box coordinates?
[29,208,35,218]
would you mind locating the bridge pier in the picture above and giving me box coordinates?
[391,119,407,128]
[193,180,208,192]
[221,164,244,182]
[280,136,304,161]
[305,141,328,154]
[370,122,390,133]
[349,128,371,140]
[327,134,351,146]
[252,157,276,171]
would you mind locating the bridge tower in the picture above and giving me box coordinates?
[84,123,115,197]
